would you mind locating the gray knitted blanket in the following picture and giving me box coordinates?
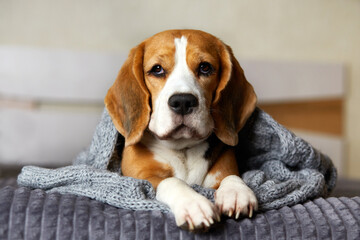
[17,107,337,212]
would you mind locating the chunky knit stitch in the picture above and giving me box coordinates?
[17,108,337,211]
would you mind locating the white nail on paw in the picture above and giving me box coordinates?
[215,175,258,219]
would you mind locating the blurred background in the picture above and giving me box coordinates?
[0,0,359,189]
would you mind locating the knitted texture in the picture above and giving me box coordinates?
[17,108,337,211]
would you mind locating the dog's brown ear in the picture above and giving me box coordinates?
[212,43,257,146]
[105,43,151,146]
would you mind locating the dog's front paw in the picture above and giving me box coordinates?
[215,175,258,219]
[173,193,220,231]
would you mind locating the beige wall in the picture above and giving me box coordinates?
[1,0,359,177]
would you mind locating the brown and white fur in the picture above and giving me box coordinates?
[105,29,258,230]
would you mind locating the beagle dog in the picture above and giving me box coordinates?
[105,29,258,230]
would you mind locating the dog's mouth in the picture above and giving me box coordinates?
[151,124,206,141]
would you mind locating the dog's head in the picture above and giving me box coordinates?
[105,30,257,149]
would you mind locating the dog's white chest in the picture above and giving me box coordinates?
[143,135,211,185]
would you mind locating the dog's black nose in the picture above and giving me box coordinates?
[168,94,199,115]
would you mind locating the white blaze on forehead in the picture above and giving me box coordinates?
[170,36,198,93]
[174,36,187,63]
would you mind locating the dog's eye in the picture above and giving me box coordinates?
[149,65,165,77]
[198,62,214,76]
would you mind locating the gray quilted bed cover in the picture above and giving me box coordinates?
[1,184,360,240]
